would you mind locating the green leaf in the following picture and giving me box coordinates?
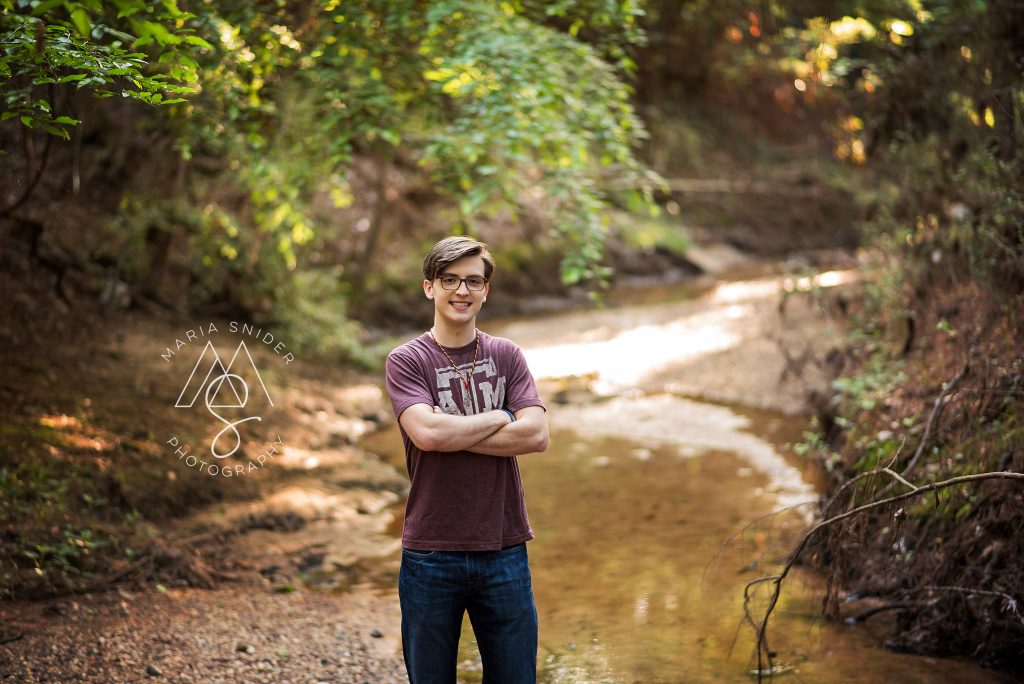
[70,8,92,38]
[58,74,87,83]
[100,26,137,43]
[182,35,212,50]
[115,0,145,19]
[161,0,185,17]
[19,115,33,128]
[43,124,71,139]
[31,0,65,16]
[53,116,79,125]
[134,20,177,46]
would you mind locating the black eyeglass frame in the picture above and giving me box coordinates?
[435,274,489,291]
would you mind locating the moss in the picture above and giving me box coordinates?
[614,213,690,256]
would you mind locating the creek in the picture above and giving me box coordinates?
[359,269,1007,683]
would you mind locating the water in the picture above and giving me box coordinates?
[359,271,1011,683]
[362,400,1005,683]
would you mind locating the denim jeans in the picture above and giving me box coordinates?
[398,542,538,684]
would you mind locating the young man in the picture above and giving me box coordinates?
[384,236,548,683]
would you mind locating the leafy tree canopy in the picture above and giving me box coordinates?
[2,0,659,290]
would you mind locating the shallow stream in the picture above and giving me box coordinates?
[360,272,1009,683]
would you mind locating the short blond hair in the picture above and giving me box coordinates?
[422,236,495,282]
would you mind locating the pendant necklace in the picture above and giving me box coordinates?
[429,328,479,391]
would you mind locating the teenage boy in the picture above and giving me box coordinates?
[384,235,549,683]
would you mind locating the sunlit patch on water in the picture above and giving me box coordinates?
[548,394,816,514]
[522,308,746,395]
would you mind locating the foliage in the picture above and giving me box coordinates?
[2,0,661,326]
[0,435,127,599]
[181,0,659,288]
[271,268,392,369]
[613,209,689,255]
[0,0,204,138]
[778,3,1024,671]
[803,0,1023,299]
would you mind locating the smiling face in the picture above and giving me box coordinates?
[423,254,489,334]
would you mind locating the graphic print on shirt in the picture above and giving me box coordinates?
[435,358,506,415]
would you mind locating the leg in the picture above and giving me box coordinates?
[399,549,469,684]
[467,543,538,684]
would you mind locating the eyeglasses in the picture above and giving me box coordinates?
[436,274,488,291]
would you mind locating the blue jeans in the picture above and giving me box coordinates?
[399,542,538,684]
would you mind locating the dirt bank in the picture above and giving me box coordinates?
[0,308,410,679]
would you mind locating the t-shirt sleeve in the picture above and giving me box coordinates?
[504,341,546,413]
[385,349,434,421]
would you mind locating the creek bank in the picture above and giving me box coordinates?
[803,274,1024,678]
[0,309,410,679]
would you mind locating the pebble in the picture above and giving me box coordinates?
[0,588,406,683]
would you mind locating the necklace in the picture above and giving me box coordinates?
[429,328,479,392]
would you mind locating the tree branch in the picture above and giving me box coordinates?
[748,469,1024,682]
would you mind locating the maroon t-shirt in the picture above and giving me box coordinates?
[384,330,546,551]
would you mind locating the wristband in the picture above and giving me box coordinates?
[500,408,516,423]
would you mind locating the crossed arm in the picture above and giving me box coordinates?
[398,404,548,457]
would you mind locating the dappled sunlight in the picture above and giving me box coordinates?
[524,309,746,394]
[783,268,858,291]
[712,269,858,303]
[515,270,858,398]
[38,414,84,430]
[273,444,318,469]
[709,277,782,303]
[38,413,120,452]
[261,485,360,519]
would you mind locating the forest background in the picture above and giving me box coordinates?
[1,0,1022,677]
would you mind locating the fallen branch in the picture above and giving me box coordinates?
[747,469,1024,682]
[663,177,825,198]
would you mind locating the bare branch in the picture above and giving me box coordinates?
[879,467,918,492]
[843,601,922,624]
[702,500,818,589]
[748,469,1024,683]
